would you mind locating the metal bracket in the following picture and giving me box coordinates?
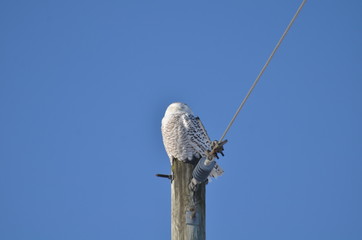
[155,173,173,181]
[189,178,199,192]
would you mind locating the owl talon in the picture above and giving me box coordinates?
[209,140,227,159]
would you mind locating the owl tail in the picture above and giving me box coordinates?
[208,162,224,180]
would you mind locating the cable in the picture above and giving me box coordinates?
[219,0,307,142]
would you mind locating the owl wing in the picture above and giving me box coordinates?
[181,113,212,157]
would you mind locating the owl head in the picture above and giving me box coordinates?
[164,102,193,115]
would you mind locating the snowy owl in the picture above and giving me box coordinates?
[161,102,224,178]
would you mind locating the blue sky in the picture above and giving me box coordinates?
[1,1,361,239]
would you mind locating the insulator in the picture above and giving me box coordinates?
[192,157,215,183]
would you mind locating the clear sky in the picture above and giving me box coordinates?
[1,1,361,239]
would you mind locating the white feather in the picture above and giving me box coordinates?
[161,102,224,178]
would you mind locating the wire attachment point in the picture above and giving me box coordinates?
[207,140,228,160]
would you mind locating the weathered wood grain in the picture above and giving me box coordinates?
[171,158,205,240]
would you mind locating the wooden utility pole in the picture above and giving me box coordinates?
[171,158,205,240]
